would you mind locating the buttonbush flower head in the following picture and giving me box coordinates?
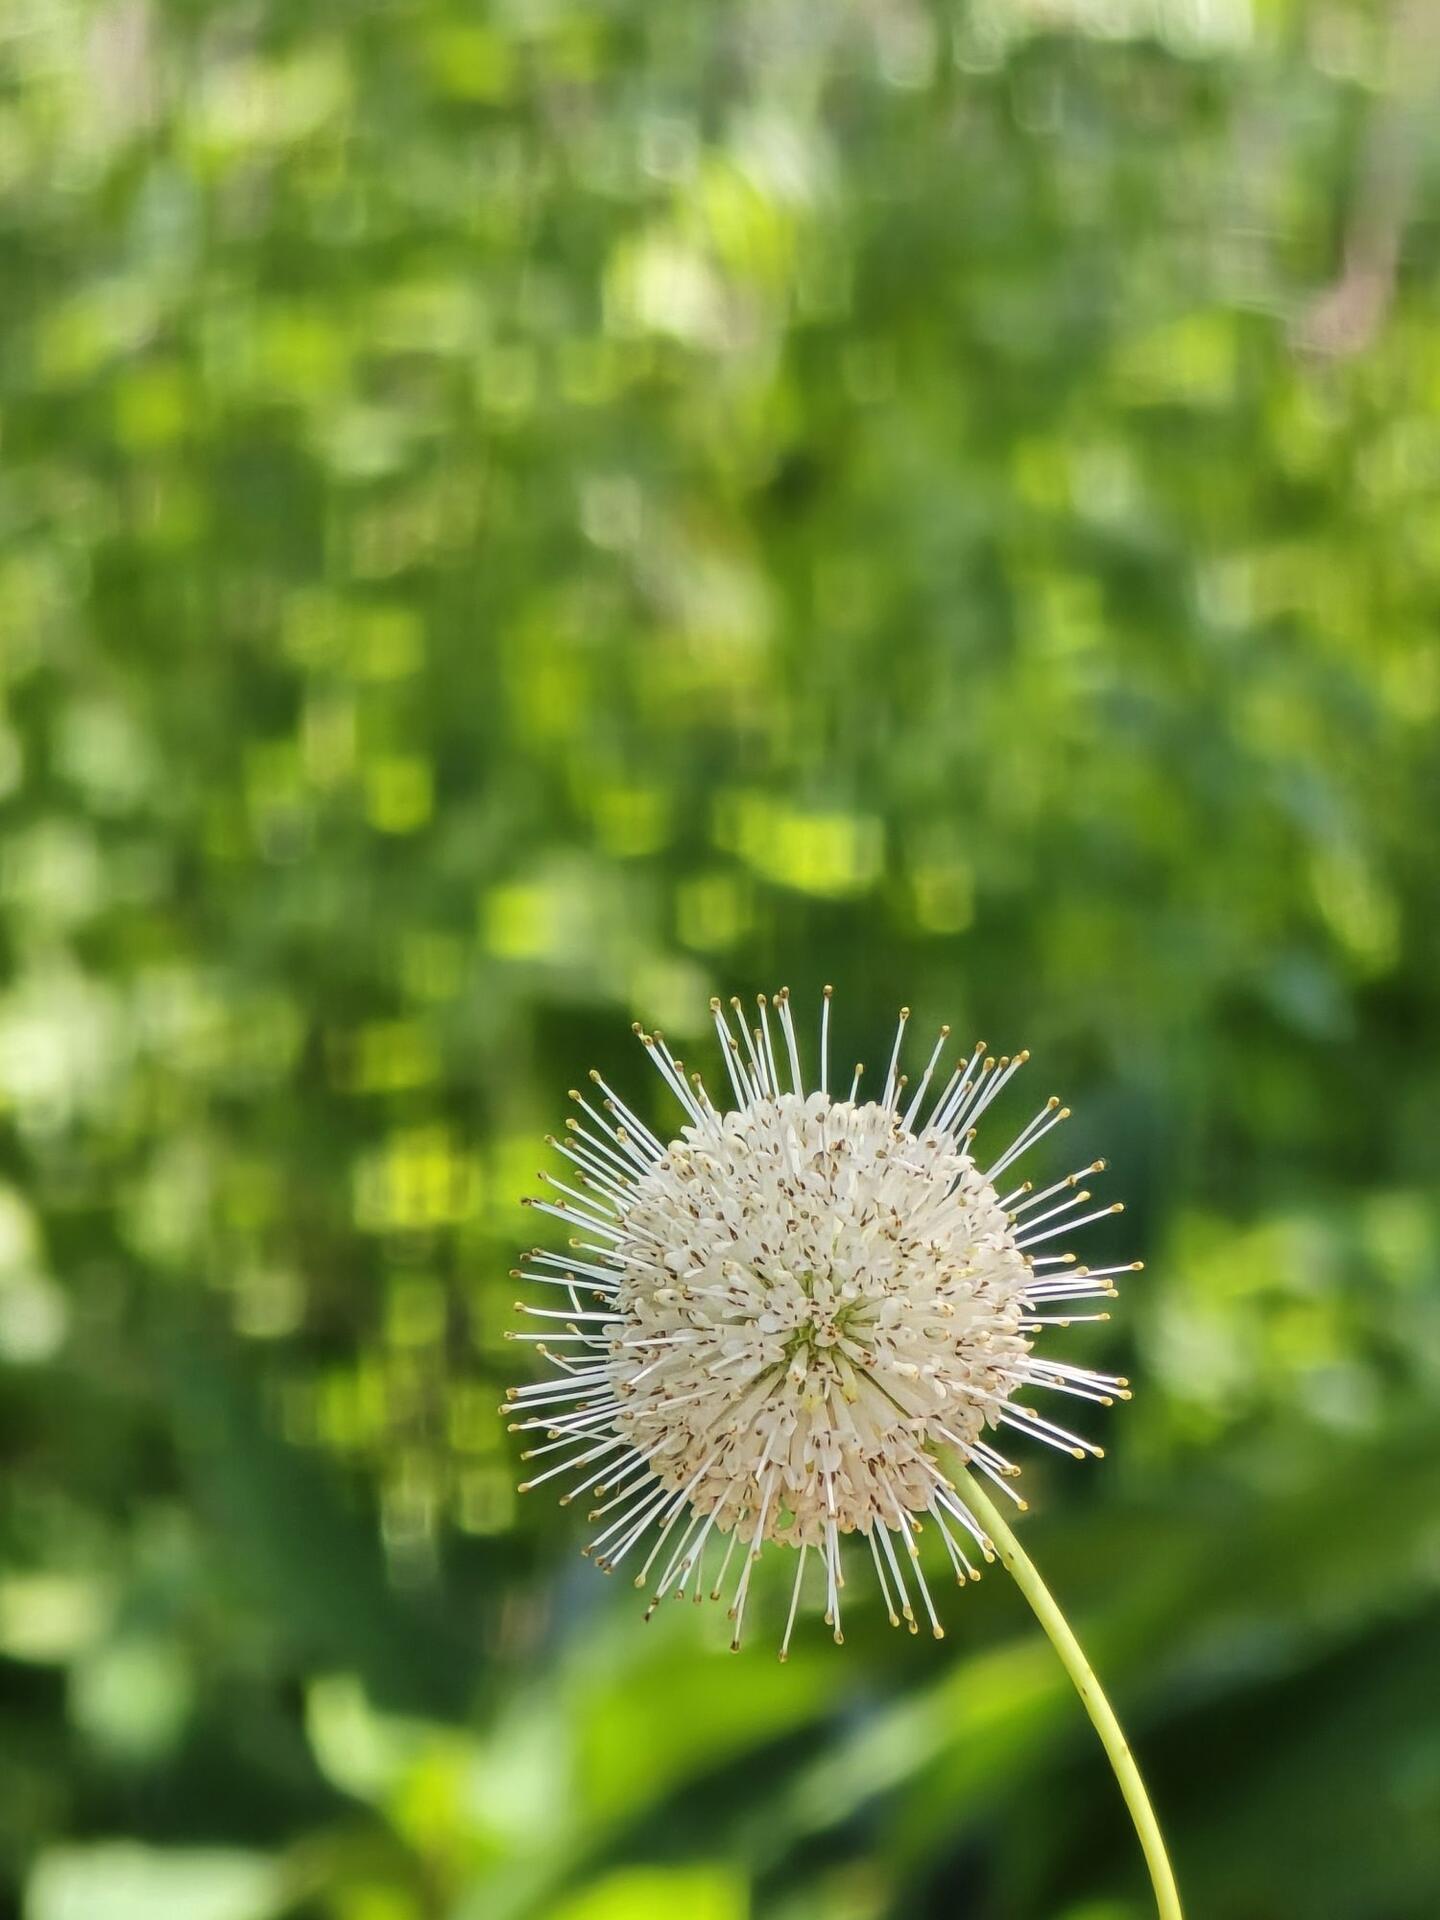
[508,990,1136,1657]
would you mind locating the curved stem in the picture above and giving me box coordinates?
[956,1468,1184,1920]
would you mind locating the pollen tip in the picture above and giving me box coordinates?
[1131,1260,1145,1271]
[940,1023,951,1037]
[1017,1048,1030,1063]
[833,1629,844,1645]
[899,1006,910,1019]
[1094,1446,1106,1458]
[777,1649,789,1663]
[823,983,833,998]
[932,1624,945,1639]
[588,1068,602,1082]
[1016,1499,1030,1512]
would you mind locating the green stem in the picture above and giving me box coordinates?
[956,1467,1184,1920]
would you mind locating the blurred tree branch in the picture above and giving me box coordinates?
[1296,0,1440,357]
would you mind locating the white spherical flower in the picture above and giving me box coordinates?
[508,989,1136,1657]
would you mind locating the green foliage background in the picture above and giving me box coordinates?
[2,2,1439,1916]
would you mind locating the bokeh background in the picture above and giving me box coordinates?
[3,2,1440,1917]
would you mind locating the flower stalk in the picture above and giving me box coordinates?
[956,1466,1184,1920]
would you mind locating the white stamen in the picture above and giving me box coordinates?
[511,990,1135,1653]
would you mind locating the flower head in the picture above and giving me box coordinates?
[509,989,1136,1656]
